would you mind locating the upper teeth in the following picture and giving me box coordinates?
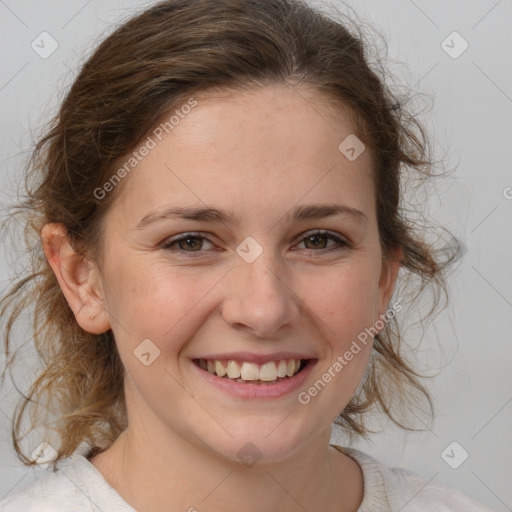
[198,359,302,381]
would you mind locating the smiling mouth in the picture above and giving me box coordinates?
[193,358,309,385]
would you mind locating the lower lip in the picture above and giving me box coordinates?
[191,359,317,399]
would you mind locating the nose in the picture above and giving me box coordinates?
[221,251,302,338]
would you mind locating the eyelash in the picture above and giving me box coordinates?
[160,230,351,257]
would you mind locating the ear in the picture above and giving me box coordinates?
[375,245,403,320]
[41,223,111,334]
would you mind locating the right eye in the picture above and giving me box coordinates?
[161,233,215,256]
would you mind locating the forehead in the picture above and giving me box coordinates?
[108,83,375,226]
[159,83,363,163]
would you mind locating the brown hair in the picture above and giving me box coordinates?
[1,0,458,469]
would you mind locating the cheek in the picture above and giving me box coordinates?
[300,269,376,409]
[103,258,222,348]
[301,264,379,343]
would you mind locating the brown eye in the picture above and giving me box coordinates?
[177,237,203,251]
[303,234,329,249]
[295,230,350,253]
[162,233,214,255]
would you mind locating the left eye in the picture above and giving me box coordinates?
[295,231,348,251]
[161,230,349,256]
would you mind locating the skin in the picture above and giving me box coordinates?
[42,83,401,512]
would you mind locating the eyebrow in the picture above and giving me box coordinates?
[136,203,368,229]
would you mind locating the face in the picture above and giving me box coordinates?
[65,84,399,464]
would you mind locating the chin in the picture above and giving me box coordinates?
[194,418,317,466]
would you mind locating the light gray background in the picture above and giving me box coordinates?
[1,0,511,510]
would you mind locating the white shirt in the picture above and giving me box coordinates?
[0,445,494,511]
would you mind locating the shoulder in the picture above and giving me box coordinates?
[0,454,135,512]
[333,445,495,512]
[0,463,86,512]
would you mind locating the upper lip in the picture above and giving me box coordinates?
[192,351,316,364]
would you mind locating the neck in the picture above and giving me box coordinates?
[90,428,363,512]
[88,391,363,512]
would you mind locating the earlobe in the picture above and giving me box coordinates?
[41,223,111,334]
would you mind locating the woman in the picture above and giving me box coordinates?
[0,0,494,510]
